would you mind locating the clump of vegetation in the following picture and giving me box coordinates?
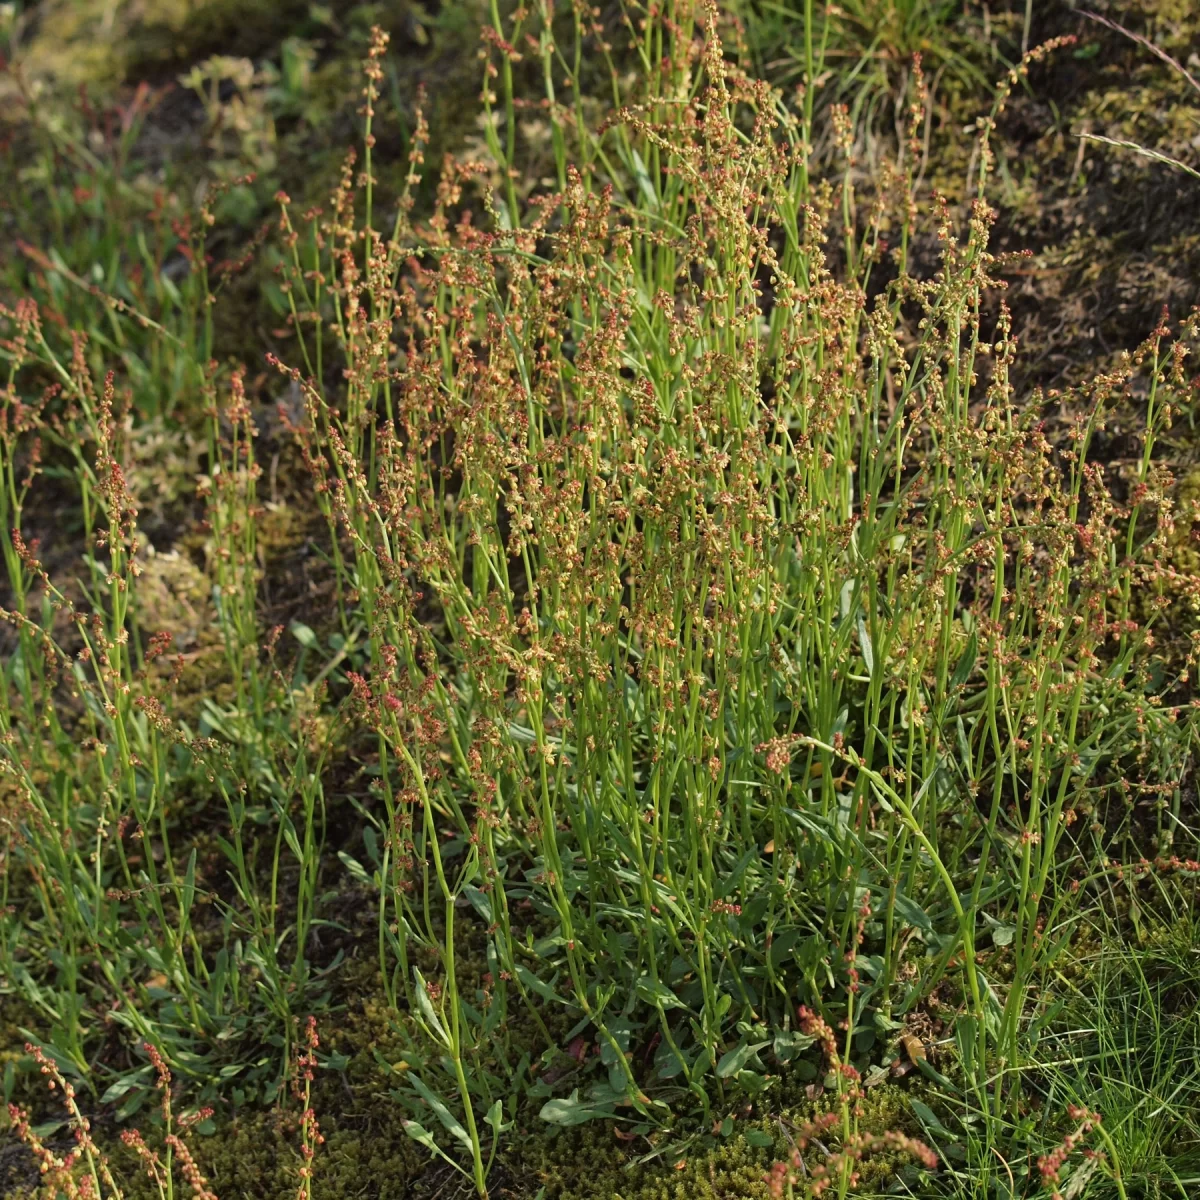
[9,1039,219,1200]
[3,2,1200,1198]
[6,1024,328,1200]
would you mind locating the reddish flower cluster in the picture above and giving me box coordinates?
[766,1007,938,1198]
[292,1016,325,1200]
[1037,1105,1104,1200]
[7,1043,123,1200]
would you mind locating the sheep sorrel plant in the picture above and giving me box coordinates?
[6,1032,323,1200]
[262,3,1198,1189]
[3,1,1200,1197]
[765,1007,939,1197]
[0,328,330,1097]
[8,1041,218,1200]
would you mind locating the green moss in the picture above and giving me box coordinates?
[108,1083,936,1200]
[73,947,935,1200]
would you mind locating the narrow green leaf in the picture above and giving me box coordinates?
[910,1099,952,1141]
[891,890,933,934]
[408,1074,473,1149]
[412,970,450,1046]
[951,631,977,690]
[337,851,371,885]
[401,1119,467,1174]
[635,976,685,1011]
[463,884,493,924]
[100,1071,150,1103]
[857,615,874,677]
[181,849,197,923]
[514,964,562,1005]
[716,1040,768,1079]
[484,1098,508,1138]
[290,621,318,649]
[539,1089,617,1126]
